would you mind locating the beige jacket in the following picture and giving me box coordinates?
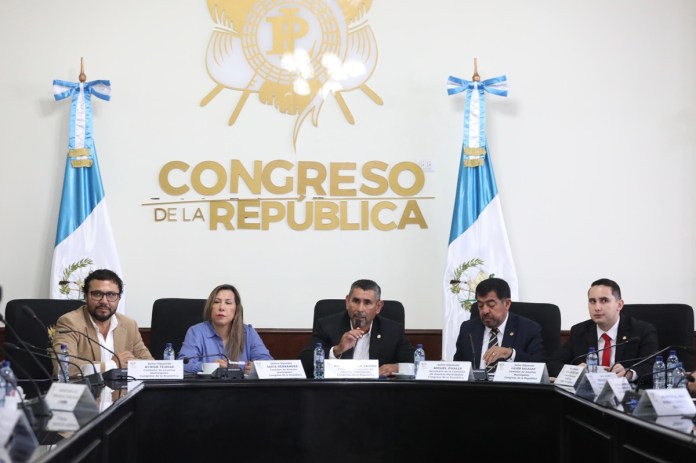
[52,305,153,376]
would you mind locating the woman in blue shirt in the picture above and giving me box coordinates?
[178,284,273,374]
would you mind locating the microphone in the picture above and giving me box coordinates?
[9,341,105,388]
[57,329,127,380]
[182,353,228,364]
[4,342,88,385]
[352,318,364,330]
[182,353,244,379]
[469,333,488,381]
[569,337,640,365]
[625,345,696,370]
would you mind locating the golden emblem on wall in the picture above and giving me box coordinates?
[200,0,382,149]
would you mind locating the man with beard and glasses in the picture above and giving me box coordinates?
[299,279,414,377]
[52,268,153,377]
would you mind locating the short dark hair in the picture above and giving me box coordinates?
[475,277,511,300]
[83,269,124,296]
[349,279,381,300]
[589,278,622,299]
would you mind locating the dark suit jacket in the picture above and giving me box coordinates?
[546,315,659,379]
[299,312,415,376]
[453,312,545,367]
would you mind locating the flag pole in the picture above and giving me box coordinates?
[472,58,480,82]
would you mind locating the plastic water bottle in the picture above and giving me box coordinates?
[313,343,325,379]
[58,343,70,383]
[414,344,425,376]
[0,373,5,407]
[586,347,598,373]
[0,361,17,404]
[652,355,666,389]
[672,362,687,389]
[163,342,176,361]
[666,349,679,388]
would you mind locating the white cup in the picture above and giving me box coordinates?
[201,362,219,375]
[398,363,415,376]
[81,362,101,376]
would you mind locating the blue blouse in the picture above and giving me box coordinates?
[177,321,273,373]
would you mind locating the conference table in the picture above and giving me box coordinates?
[24,377,696,462]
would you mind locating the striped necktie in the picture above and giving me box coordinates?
[487,328,500,373]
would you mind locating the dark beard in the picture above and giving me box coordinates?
[90,306,115,322]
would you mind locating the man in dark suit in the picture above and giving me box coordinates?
[454,278,545,369]
[547,278,659,381]
[299,279,414,377]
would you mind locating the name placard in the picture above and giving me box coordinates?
[594,377,632,408]
[414,361,474,381]
[324,359,379,379]
[248,360,306,379]
[554,364,585,391]
[128,360,183,380]
[45,382,99,413]
[46,410,80,432]
[575,372,617,400]
[633,388,696,417]
[492,362,550,384]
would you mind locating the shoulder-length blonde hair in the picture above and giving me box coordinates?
[203,284,245,361]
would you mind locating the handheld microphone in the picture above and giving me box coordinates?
[352,318,365,330]
[569,337,640,365]
[57,329,127,380]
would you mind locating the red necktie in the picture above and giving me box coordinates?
[601,333,612,367]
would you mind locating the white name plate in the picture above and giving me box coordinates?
[45,382,98,413]
[575,372,617,399]
[46,410,80,432]
[492,362,550,384]
[554,364,585,390]
[414,361,474,381]
[595,377,632,407]
[249,360,306,379]
[128,360,183,380]
[324,359,379,379]
[633,388,696,417]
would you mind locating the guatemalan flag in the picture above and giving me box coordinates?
[442,74,518,361]
[50,79,126,313]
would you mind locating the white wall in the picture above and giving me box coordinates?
[1,0,694,331]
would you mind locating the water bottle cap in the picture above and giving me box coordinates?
[589,347,596,352]
[60,343,67,349]
[1,361,8,367]
[656,355,663,361]
[417,344,423,348]
[315,342,322,348]
[166,342,172,348]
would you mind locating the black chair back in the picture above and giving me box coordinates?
[313,299,405,332]
[3,299,84,393]
[150,298,206,360]
[621,303,694,371]
[471,301,561,359]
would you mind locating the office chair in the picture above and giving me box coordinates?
[471,301,561,359]
[3,298,84,396]
[312,299,405,332]
[150,298,205,360]
[621,303,694,371]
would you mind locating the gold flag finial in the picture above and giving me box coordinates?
[79,57,87,83]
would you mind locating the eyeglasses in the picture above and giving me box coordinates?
[88,290,121,302]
